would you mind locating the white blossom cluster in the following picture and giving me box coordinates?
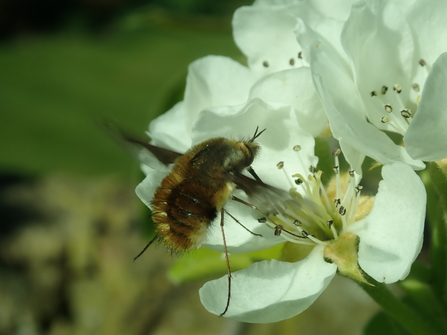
[136,0,447,323]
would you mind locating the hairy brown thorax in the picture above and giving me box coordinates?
[151,137,260,250]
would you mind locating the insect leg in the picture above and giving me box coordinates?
[247,166,263,183]
[224,208,262,237]
[219,208,232,317]
[133,234,159,261]
[232,196,307,239]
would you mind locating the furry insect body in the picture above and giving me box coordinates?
[151,137,260,251]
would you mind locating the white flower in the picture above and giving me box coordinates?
[138,83,425,322]
[295,0,447,169]
[134,0,426,324]
[199,159,426,323]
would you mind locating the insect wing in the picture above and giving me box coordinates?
[233,171,290,215]
[102,119,182,169]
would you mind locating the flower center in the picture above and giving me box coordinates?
[261,149,368,248]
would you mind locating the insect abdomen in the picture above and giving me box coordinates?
[151,179,218,250]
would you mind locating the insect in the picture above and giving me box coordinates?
[107,122,282,316]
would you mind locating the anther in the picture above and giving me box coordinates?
[309,166,317,174]
[258,217,267,223]
[381,85,388,94]
[263,61,269,68]
[412,83,420,92]
[295,178,304,185]
[293,145,301,152]
[277,161,284,169]
[393,84,402,93]
[384,104,393,113]
[419,59,427,66]
[332,148,341,156]
[355,185,363,193]
[370,91,377,97]
[401,109,412,118]
[333,166,339,174]
[274,225,282,236]
[298,51,302,59]
[381,116,390,123]
[327,220,334,228]
[293,220,301,226]
[349,170,355,177]
[334,198,341,207]
[289,58,295,66]
[339,206,347,216]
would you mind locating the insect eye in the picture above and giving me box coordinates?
[244,143,255,165]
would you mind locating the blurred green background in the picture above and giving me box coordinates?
[0,1,378,334]
[0,0,247,177]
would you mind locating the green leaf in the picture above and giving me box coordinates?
[423,163,447,304]
[364,311,411,335]
[399,276,447,332]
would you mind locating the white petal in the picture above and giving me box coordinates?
[406,0,447,65]
[148,56,255,152]
[404,53,447,161]
[183,55,255,114]
[135,171,169,208]
[341,0,417,132]
[149,101,192,152]
[313,73,425,171]
[249,67,327,136]
[233,5,304,76]
[303,0,357,21]
[199,245,337,323]
[348,163,426,283]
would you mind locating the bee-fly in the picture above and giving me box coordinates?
[108,123,278,316]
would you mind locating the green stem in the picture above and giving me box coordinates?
[426,162,447,303]
[359,280,441,335]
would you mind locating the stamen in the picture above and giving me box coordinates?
[370,91,377,97]
[274,225,282,236]
[393,84,402,93]
[328,220,338,239]
[309,166,317,174]
[333,154,342,206]
[381,85,388,94]
[295,178,304,185]
[262,147,364,250]
[332,148,341,157]
[384,104,393,113]
[381,116,390,123]
[401,109,412,119]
